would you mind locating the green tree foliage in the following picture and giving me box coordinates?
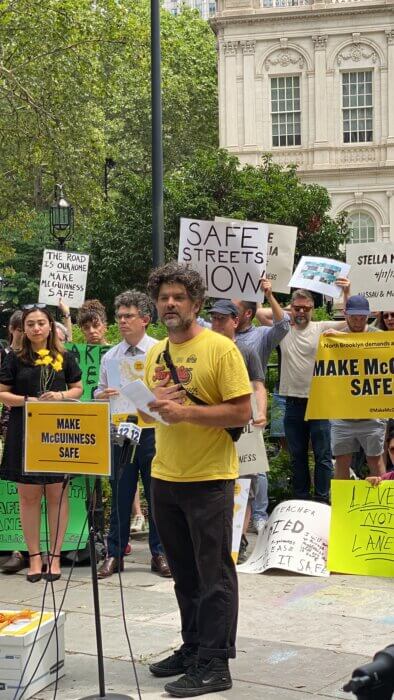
[88,149,349,309]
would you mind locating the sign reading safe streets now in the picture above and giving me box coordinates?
[178,218,268,302]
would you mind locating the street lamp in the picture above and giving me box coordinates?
[49,183,74,250]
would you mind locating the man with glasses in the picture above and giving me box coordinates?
[279,283,349,503]
[95,290,170,579]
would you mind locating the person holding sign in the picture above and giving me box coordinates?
[144,262,251,698]
[0,305,82,582]
[323,295,387,480]
[279,282,349,503]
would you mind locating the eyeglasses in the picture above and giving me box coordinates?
[292,305,313,312]
[22,303,47,311]
[115,312,139,321]
[383,312,394,320]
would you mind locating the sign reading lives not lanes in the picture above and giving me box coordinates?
[178,218,268,302]
[24,402,110,476]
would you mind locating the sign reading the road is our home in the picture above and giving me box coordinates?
[24,401,110,476]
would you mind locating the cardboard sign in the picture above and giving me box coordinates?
[24,402,111,476]
[65,343,111,401]
[328,480,394,578]
[0,477,89,551]
[231,478,250,563]
[236,423,269,476]
[306,332,394,419]
[238,500,330,577]
[39,249,89,307]
[346,242,394,311]
[216,217,297,294]
[288,256,350,299]
[178,218,268,302]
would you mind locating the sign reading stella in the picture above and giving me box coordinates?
[24,402,111,476]
[178,218,268,301]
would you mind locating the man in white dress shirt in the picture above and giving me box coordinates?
[95,290,170,578]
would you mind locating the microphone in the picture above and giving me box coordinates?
[343,645,394,699]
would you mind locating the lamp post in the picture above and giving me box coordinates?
[151,0,164,267]
[49,184,74,250]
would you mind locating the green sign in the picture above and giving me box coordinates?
[65,342,111,401]
[0,477,91,551]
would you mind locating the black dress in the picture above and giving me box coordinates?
[0,350,82,484]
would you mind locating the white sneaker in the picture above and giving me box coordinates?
[130,514,145,533]
[252,519,267,534]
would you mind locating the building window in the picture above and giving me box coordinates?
[271,76,301,147]
[348,212,375,243]
[342,71,373,143]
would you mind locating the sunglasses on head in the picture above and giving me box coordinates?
[22,303,47,311]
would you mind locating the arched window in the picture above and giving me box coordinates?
[348,212,375,243]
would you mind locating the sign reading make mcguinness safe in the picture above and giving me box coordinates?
[39,248,89,307]
[24,402,111,476]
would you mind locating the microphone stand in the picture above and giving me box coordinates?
[79,431,138,699]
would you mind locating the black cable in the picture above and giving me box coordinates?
[15,479,90,700]
[115,442,142,700]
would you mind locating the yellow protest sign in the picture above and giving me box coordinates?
[328,480,394,578]
[24,401,111,476]
[305,331,394,419]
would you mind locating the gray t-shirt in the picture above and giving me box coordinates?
[237,342,265,383]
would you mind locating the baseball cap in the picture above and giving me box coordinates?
[345,295,370,316]
[209,300,239,316]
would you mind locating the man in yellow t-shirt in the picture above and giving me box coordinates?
[144,262,251,698]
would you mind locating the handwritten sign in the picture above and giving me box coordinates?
[236,423,269,476]
[306,332,394,419]
[39,249,89,307]
[178,218,268,302]
[24,402,111,476]
[237,500,330,577]
[328,480,394,578]
[0,478,89,551]
[346,242,394,311]
[65,343,111,401]
[288,256,350,299]
[231,478,250,563]
[216,217,297,294]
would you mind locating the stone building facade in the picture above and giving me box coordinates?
[213,0,394,242]
[163,0,216,19]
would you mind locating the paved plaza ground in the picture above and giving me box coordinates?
[1,533,393,699]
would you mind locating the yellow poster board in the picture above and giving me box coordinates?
[306,331,394,419]
[328,480,394,578]
[24,401,111,476]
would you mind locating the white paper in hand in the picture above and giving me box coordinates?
[120,380,168,424]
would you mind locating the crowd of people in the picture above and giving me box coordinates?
[0,261,393,697]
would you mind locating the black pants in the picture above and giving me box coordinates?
[151,477,238,661]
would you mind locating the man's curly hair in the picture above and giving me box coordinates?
[147,262,206,312]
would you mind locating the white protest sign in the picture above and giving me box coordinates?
[236,424,269,476]
[288,256,350,299]
[39,249,89,308]
[237,500,330,577]
[231,478,250,563]
[216,217,297,294]
[178,218,268,302]
[346,242,394,311]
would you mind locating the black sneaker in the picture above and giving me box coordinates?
[237,535,248,564]
[164,658,232,697]
[149,646,197,677]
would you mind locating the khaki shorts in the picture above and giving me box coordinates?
[331,419,386,457]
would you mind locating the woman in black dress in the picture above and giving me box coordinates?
[0,305,82,581]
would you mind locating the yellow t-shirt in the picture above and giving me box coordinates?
[144,329,251,482]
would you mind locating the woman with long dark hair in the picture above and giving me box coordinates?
[0,305,82,582]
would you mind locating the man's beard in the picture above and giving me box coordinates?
[163,315,193,331]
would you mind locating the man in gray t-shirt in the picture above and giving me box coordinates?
[324,295,387,480]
